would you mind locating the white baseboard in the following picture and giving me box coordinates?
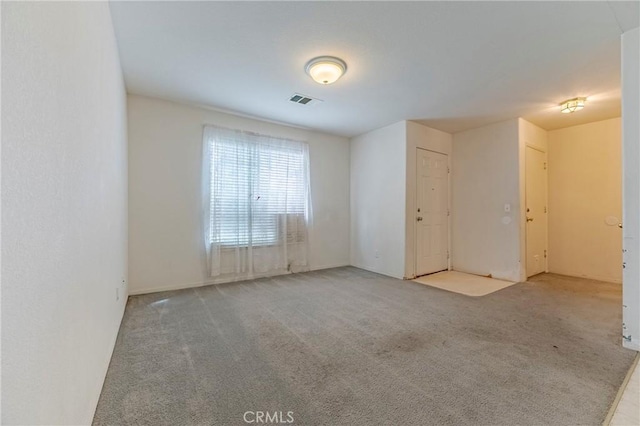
[349,263,404,280]
[546,269,622,284]
[310,262,350,271]
[623,339,640,352]
[129,279,212,296]
[129,263,352,296]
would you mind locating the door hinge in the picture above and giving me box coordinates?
[544,250,547,258]
[544,206,547,213]
[447,167,450,173]
[543,162,547,170]
[447,209,450,216]
[447,251,450,259]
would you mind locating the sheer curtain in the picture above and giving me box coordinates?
[202,125,311,282]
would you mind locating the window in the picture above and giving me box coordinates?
[206,127,309,248]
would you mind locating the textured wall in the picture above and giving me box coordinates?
[452,119,522,282]
[350,121,407,279]
[548,118,622,283]
[127,95,350,294]
[1,2,128,423]
[622,27,640,351]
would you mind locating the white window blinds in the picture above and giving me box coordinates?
[202,125,310,279]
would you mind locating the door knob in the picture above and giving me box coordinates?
[417,217,423,222]
[526,217,534,222]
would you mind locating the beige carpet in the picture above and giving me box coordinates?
[413,270,516,296]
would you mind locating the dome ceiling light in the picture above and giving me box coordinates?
[305,56,347,85]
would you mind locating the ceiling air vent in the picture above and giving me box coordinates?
[289,93,323,106]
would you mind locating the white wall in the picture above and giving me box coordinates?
[350,121,407,279]
[452,119,522,282]
[548,118,622,283]
[405,121,453,278]
[128,95,350,294]
[622,27,640,351]
[1,2,128,424]
[519,119,548,154]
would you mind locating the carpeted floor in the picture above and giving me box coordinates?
[93,267,636,426]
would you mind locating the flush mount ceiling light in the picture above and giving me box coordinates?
[305,56,347,85]
[560,97,587,114]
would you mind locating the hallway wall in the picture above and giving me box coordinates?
[548,118,622,283]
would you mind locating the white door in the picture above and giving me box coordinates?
[525,146,548,277]
[416,148,449,276]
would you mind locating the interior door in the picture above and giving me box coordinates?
[525,146,548,277]
[416,148,449,276]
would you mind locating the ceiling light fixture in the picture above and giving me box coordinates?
[305,56,347,85]
[560,97,587,114]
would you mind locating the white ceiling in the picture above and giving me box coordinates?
[109,1,639,137]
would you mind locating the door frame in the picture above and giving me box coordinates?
[414,147,451,278]
[524,144,549,277]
